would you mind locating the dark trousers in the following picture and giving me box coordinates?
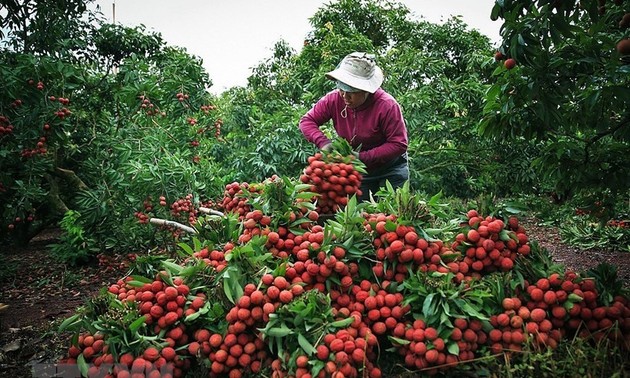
[359,161,409,201]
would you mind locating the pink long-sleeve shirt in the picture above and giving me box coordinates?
[299,88,408,172]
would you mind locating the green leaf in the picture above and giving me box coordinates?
[388,336,411,345]
[77,354,89,377]
[266,325,293,337]
[162,260,184,274]
[58,314,81,332]
[298,333,317,355]
[422,293,435,316]
[330,317,354,328]
[447,341,460,355]
[178,242,194,256]
[127,280,147,288]
[129,315,147,332]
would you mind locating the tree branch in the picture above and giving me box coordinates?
[53,167,88,191]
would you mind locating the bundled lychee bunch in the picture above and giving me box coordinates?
[451,211,529,275]
[107,275,206,334]
[190,245,230,272]
[60,331,188,378]
[191,283,270,378]
[350,281,410,339]
[220,181,262,218]
[397,318,484,374]
[491,295,563,352]
[366,213,458,283]
[309,328,381,378]
[300,150,363,214]
[560,273,630,346]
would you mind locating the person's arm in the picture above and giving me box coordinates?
[359,103,407,168]
[299,93,335,149]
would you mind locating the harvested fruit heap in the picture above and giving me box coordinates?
[58,163,630,377]
[300,139,366,215]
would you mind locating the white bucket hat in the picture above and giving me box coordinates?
[326,52,384,94]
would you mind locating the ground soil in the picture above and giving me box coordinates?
[0,218,628,378]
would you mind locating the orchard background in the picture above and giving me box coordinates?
[0,0,629,377]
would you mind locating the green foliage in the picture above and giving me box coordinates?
[49,210,99,265]
[482,0,630,200]
[367,181,462,241]
[260,290,353,371]
[402,271,494,328]
[587,262,629,306]
[484,334,630,378]
[559,217,630,252]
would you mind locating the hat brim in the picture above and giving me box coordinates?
[326,66,383,94]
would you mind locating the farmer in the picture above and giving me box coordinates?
[299,52,409,200]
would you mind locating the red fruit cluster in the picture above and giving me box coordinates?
[308,329,381,378]
[138,95,162,117]
[607,219,629,228]
[238,209,274,244]
[452,211,529,274]
[488,297,535,353]
[21,136,48,157]
[209,283,274,377]
[220,182,261,218]
[60,332,107,365]
[213,118,222,139]
[134,196,157,224]
[367,213,463,284]
[97,252,135,272]
[190,245,230,272]
[350,280,410,337]
[200,103,216,113]
[54,106,72,119]
[170,194,198,225]
[134,211,150,224]
[0,115,14,135]
[400,318,482,373]
[112,349,185,378]
[107,275,199,334]
[296,251,359,294]
[300,152,362,214]
[176,92,189,102]
[562,274,630,346]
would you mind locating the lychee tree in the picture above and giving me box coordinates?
[480,0,630,205]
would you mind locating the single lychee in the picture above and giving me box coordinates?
[617,38,630,55]
[504,58,517,70]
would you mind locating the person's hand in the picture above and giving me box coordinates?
[321,143,332,152]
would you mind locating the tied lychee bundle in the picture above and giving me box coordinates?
[300,139,366,214]
[398,318,484,373]
[189,244,231,272]
[349,281,410,338]
[366,213,463,284]
[107,274,203,334]
[451,211,530,275]
[559,273,630,346]
[300,152,363,214]
[307,328,381,378]
[220,181,262,219]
